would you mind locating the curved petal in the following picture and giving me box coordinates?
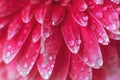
[88,2,120,34]
[3,21,33,64]
[49,45,71,80]
[37,28,63,79]
[69,54,92,80]
[62,15,81,53]
[17,38,40,76]
[79,27,103,69]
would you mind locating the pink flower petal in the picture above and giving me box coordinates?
[72,0,87,11]
[69,54,92,80]
[17,36,40,77]
[100,41,119,73]
[108,31,120,40]
[88,2,120,34]
[89,14,110,45]
[79,27,103,68]
[0,17,10,29]
[7,14,23,40]
[71,9,88,27]
[62,15,81,53]
[21,5,33,23]
[32,23,41,43]
[37,28,63,79]
[3,21,33,64]
[34,5,47,24]
[93,68,106,80]
[0,0,27,17]
[50,45,71,80]
[51,5,65,26]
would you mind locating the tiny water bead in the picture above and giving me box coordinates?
[94,0,104,4]
[95,11,103,19]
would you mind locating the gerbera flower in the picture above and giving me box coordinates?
[0,0,120,80]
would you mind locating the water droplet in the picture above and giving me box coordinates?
[98,38,103,43]
[96,58,103,67]
[95,11,103,19]
[68,40,75,47]
[49,56,53,60]
[83,57,88,63]
[42,72,50,79]
[23,63,28,68]
[73,46,79,53]
[44,32,50,38]
[107,24,117,31]
[75,39,81,45]
[81,15,88,27]
[87,67,92,72]
[79,3,88,11]
[17,41,23,46]
[0,24,4,29]
[82,76,89,80]
[94,0,104,4]
[82,15,88,21]
[89,62,95,67]
[5,51,11,58]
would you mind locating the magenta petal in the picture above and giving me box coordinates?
[79,27,103,68]
[108,31,120,40]
[17,39,40,77]
[62,16,81,53]
[88,3,120,34]
[0,1,27,17]
[100,41,119,73]
[37,54,54,79]
[34,5,47,24]
[0,17,9,29]
[89,14,109,45]
[7,15,23,40]
[51,5,65,26]
[72,0,87,11]
[3,22,33,64]
[0,28,7,63]
[50,46,71,80]
[21,5,33,23]
[69,54,92,80]
[71,10,88,27]
[37,29,63,79]
[32,24,41,43]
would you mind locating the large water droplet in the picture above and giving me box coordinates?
[96,57,103,67]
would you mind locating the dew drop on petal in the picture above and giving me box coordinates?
[96,57,103,67]
[94,0,104,4]
[83,57,88,63]
[95,11,103,19]
[23,63,28,68]
[68,40,75,47]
